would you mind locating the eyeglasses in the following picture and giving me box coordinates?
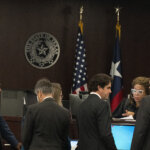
[131,89,144,95]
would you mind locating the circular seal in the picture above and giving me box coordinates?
[25,32,60,69]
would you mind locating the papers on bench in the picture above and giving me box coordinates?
[120,115,134,120]
[112,115,136,125]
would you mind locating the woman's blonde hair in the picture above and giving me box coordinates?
[52,83,63,107]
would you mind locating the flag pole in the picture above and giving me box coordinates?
[115,7,121,39]
[79,6,83,34]
[80,6,83,21]
[115,7,120,23]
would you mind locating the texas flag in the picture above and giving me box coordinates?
[110,22,123,112]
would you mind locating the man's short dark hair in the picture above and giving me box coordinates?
[88,73,112,92]
[34,78,52,95]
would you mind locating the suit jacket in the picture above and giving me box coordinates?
[22,98,71,150]
[77,94,117,150]
[131,95,150,150]
[0,116,18,149]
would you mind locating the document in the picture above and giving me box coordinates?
[120,115,136,122]
[120,115,134,120]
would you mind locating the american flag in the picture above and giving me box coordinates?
[71,20,88,94]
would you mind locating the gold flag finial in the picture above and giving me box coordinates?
[115,7,121,39]
[80,6,83,21]
[79,6,84,33]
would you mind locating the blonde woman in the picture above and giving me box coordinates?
[52,82,63,107]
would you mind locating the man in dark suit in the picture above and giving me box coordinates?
[131,95,150,150]
[0,115,22,150]
[77,73,117,150]
[22,78,71,150]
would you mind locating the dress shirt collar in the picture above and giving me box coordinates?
[90,92,101,99]
[43,96,53,101]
